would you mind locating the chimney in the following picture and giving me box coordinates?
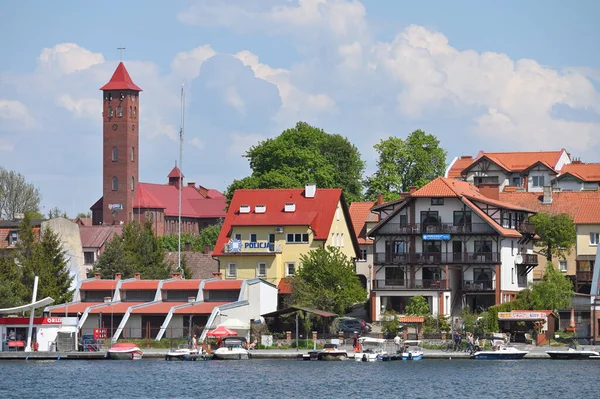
[94,272,101,279]
[409,186,417,194]
[172,272,182,279]
[305,183,316,198]
[204,245,212,254]
[212,272,223,279]
[478,183,500,201]
[572,159,582,164]
[134,272,141,279]
[197,185,209,198]
[114,272,122,280]
[187,181,196,188]
[543,186,553,204]
[460,155,473,159]
[376,194,384,205]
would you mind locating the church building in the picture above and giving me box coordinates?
[90,62,226,235]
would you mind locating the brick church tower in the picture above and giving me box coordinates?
[99,62,142,225]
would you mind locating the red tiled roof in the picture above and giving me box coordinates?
[49,302,102,315]
[168,166,184,179]
[133,184,165,209]
[474,150,565,172]
[174,301,228,314]
[161,279,202,290]
[120,280,160,290]
[462,198,522,238]
[89,302,144,314]
[99,62,142,91]
[558,163,600,182]
[278,278,292,295]
[204,280,243,291]
[213,188,343,256]
[447,156,474,179]
[349,202,377,245]
[131,302,187,314]
[80,280,118,291]
[500,191,600,224]
[79,225,122,248]
[134,183,226,218]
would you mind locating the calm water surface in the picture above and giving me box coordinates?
[0,359,597,398]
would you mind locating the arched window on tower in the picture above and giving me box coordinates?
[112,176,118,191]
[129,106,132,117]
[131,176,135,191]
[131,147,135,162]
[133,107,137,118]
[112,147,118,161]
[117,106,123,117]
[108,106,113,117]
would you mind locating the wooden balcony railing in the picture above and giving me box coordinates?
[516,254,539,266]
[374,223,497,235]
[373,279,447,291]
[462,280,496,291]
[576,271,593,282]
[516,222,535,235]
[374,252,500,265]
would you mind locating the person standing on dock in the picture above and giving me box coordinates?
[192,335,198,350]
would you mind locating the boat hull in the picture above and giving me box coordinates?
[354,353,384,362]
[471,351,527,360]
[107,351,143,360]
[401,352,423,360]
[546,351,599,360]
[213,350,249,360]
[318,352,348,361]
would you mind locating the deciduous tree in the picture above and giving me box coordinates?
[529,262,574,313]
[405,295,430,315]
[291,246,366,315]
[530,212,576,262]
[47,207,69,219]
[0,167,42,220]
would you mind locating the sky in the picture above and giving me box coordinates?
[1,0,599,217]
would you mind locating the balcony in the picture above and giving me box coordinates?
[516,254,539,266]
[516,222,535,235]
[374,223,496,235]
[374,252,499,265]
[462,280,496,291]
[373,279,448,291]
[576,271,593,282]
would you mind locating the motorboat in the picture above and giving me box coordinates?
[213,337,250,360]
[107,343,143,360]
[471,344,528,360]
[317,343,348,361]
[354,337,388,362]
[546,347,600,360]
[165,344,200,361]
[401,340,423,361]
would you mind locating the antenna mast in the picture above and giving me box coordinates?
[178,82,185,276]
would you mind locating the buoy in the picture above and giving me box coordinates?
[25,356,29,361]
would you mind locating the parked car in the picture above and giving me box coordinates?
[332,317,370,336]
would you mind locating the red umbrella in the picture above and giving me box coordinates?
[206,325,238,337]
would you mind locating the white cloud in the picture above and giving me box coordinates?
[171,45,217,79]
[37,43,104,75]
[228,132,265,158]
[0,99,35,129]
[57,95,101,119]
[0,141,14,152]
[224,86,245,113]
[188,137,204,150]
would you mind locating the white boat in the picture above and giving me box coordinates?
[165,345,200,361]
[317,343,348,361]
[107,343,143,360]
[546,347,600,360]
[401,340,423,360]
[471,344,528,360]
[213,337,250,360]
[354,337,388,362]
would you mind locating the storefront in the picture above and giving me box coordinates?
[0,317,78,352]
[497,311,556,344]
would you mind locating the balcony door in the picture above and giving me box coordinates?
[474,240,493,261]
[385,266,405,287]
[452,241,463,262]
[453,210,472,232]
[420,211,440,232]
[473,268,493,290]
[422,240,441,262]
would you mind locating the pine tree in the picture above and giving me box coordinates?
[0,253,27,308]
[34,227,74,304]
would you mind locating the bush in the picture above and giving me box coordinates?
[381,310,401,336]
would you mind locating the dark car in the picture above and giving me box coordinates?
[333,318,369,336]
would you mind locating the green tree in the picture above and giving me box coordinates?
[530,212,576,262]
[158,224,222,252]
[380,310,401,336]
[530,262,574,313]
[405,295,430,315]
[226,122,365,203]
[76,212,92,218]
[47,207,68,219]
[0,167,42,220]
[365,130,447,200]
[0,254,27,308]
[290,246,366,315]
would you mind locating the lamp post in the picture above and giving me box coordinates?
[368,264,373,293]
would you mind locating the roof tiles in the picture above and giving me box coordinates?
[134,183,226,218]
[203,280,243,291]
[558,163,600,182]
[174,301,228,314]
[349,202,377,245]
[99,62,142,91]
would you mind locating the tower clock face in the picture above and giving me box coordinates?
[112,124,118,131]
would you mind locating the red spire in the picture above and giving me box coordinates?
[168,166,183,179]
[100,62,142,91]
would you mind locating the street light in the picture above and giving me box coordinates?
[368,264,373,292]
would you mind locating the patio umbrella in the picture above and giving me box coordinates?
[569,308,576,329]
[206,325,238,337]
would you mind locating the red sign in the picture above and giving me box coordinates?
[94,328,108,339]
[0,317,62,325]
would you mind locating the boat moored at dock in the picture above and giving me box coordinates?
[107,343,143,360]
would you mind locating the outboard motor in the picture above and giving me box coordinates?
[362,354,367,362]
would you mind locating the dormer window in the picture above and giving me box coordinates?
[240,205,251,214]
[284,203,296,212]
[255,205,266,213]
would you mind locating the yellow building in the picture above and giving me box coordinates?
[213,184,359,292]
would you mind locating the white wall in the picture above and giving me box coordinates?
[42,217,84,291]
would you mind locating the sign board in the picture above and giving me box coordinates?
[93,328,108,339]
[422,234,451,241]
[261,335,273,347]
[498,312,547,321]
[108,204,123,210]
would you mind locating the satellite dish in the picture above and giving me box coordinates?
[515,255,523,264]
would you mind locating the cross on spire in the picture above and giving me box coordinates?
[117,47,126,61]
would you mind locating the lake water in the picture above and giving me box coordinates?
[0,359,597,398]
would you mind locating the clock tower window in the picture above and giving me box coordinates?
[112,147,118,162]
[131,176,135,191]
[131,147,135,162]
[112,176,118,191]
[108,106,113,117]
[117,105,123,117]
[133,107,137,118]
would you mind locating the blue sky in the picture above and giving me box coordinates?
[1,0,599,217]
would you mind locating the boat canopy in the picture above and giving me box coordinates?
[358,337,386,344]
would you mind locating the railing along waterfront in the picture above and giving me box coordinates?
[462,280,496,291]
[374,252,499,264]
[375,223,496,235]
[373,279,447,290]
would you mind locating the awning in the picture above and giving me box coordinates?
[206,325,237,337]
[261,306,338,318]
[576,255,596,261]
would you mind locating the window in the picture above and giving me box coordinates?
[591,233,599,246]
[108,106,113,117]
[112,176,118,191]
[511,268,514,284]
[286,263,295,276]
[131,147,135,161]
[399,214,408,226]
[129,106,132,116]
[234,233,242,241]
[8,231,19,246]
[112,147,118,161]
[474,240,493,261]
[84,252,95,265]
[227,263,237,278]
[133,107,137,118]
[385,266,404,284]
[431,198,444,206]
[559,260,567,272]
[474,176,499,185]
[286,233,309,243]
[336,206,340,221]
[131,176,135,191]
[358,249,367,261]
[512,177,522,187]
[250,233,257,243]
[257,262,266,277]
[453,211,472,226]
[117,105,123,117]
[532,175,545,187]
[341,233,344,247]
